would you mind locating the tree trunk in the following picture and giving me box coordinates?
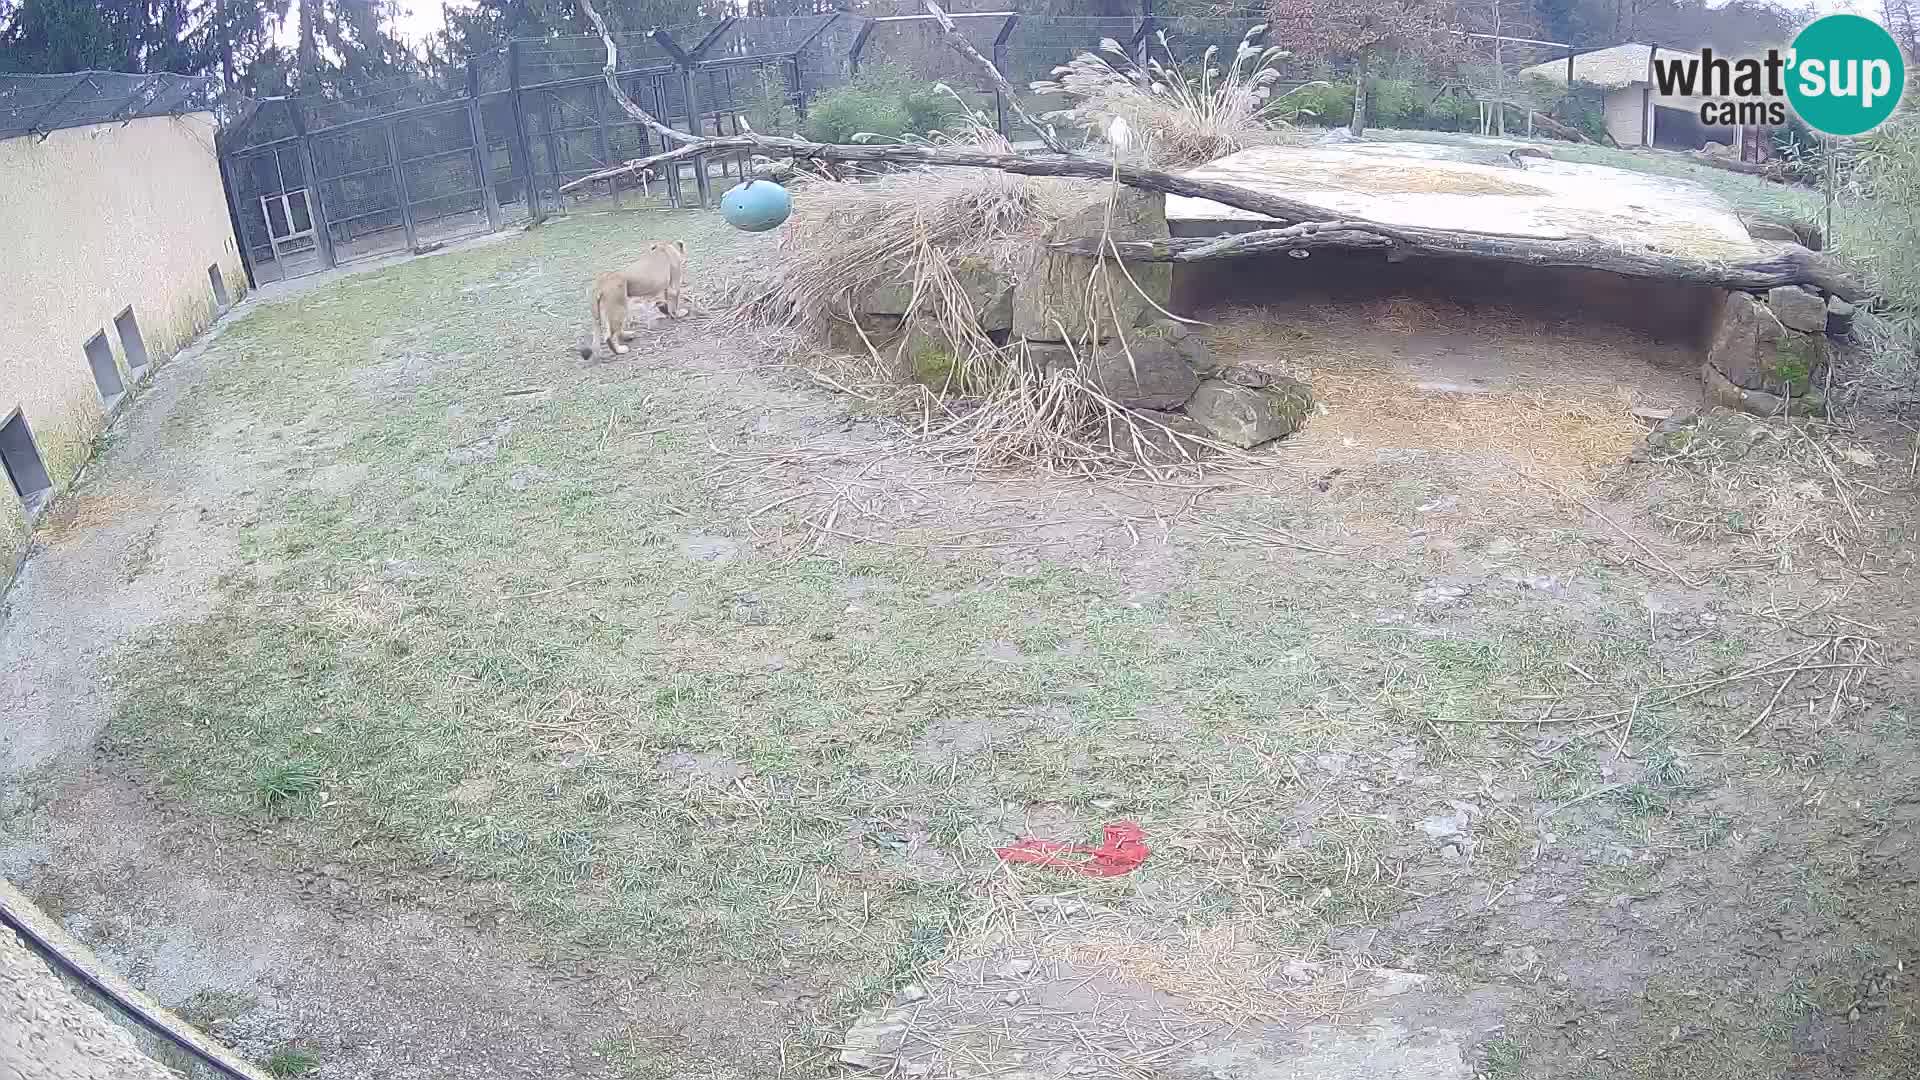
[1348,48,1369,138]
[1054,226,1868,302]
[298,0,319,90]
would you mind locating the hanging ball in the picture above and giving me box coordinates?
[720,179,792,233]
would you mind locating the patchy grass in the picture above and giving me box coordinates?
[260,1048,319,1078]
[76,206,1920,1077]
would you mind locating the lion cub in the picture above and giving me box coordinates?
[577,239,688,360]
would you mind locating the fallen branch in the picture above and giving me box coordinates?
[1061,228,1869,302]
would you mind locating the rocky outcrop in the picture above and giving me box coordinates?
[1703,291,1829,417]
[859,262,1012,334]
[1083,338,1200,410]
[1012,189,1172,343]
[1767,285,1828,334]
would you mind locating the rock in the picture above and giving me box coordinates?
[1703,361,1827,417]
[860,261,1012,332]
[1007,958,1034,977]
[1021,339,1079,376]
[840,1009,911,1070]
[1767,285,1828,333]
[1101,409,1214,465]
[827,313,901,357]
[1134,316,1215,370]
[1183,377,1313,449]
[1210,363,1278,390]
[1012,188,1172,342]
[1739,211,1822,250]
[897,323,966,387]
[1701,140,1732,158]
[1707,292,1828,397]
[1086,338,1200,409]
[1827,295,1856,337]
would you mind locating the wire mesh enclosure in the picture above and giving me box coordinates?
[218,11,1567,288]
[0,71,221,141]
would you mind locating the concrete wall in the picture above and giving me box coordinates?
[1603,86,1648,146]
[0,112,244,587]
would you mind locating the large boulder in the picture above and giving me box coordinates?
[859,261,1013,334]
[1706,291,1829,401]
[1767,285,1828,334]
[1184,376,1313,448]
[1012,188,1172,342]
[1703,361,1827,417]
[1085,338,1200,410]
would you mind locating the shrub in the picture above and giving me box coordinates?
[802,88,910,142]
[800,63,962,143]
[1280,79,1351,127]
[1369,78,1420,128]
[1849,116,1920,388]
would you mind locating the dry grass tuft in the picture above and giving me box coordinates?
[864,879,1361,1077]
[1030,25,1306,167]
[723,122,1070,355]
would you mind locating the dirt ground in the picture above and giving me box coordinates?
[2,207,1917,1080]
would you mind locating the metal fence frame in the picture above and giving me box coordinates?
[0,71,221,141]
[214,11,1619,288]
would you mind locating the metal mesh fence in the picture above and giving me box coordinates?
[210,12,1619,288]
[0,71,220,141]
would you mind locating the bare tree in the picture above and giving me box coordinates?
[1269,0,1446,137]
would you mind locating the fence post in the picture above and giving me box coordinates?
[506,39,542,221]
[384,120,420,252]
[848,17,877,76]
[993,13,1020,138]
[788,11,842,118]
[591,79,620,208]
[467,59,503,231]
[1134,0,1155,69]
[214,148,259,289]
[684,69,711,206]
[287,99,336,269]
[653,27,710,208]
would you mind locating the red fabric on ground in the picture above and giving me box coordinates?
[995,821,1149,877]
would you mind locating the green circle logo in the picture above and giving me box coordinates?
[1786,14,1906,137]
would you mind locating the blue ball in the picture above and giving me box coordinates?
[720,179,792,233]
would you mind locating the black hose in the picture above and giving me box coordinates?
[0,900,258,1080]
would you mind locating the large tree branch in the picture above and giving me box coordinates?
[562,134,1396,232]
[578,0,697,146]
[1057,227,1869,301]
[922,0,1065,153]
